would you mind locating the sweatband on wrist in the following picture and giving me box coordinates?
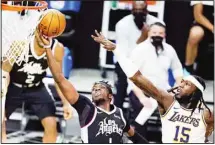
[113,48,139,78]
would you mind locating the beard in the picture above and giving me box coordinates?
[175,94,192,104]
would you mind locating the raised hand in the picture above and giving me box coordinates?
[91,30,116,51]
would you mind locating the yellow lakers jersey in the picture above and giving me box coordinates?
[160,100,207,143]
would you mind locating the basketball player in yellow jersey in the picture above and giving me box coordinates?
[91,30,214,143]
[2,10,73,143]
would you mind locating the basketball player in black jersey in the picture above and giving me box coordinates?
[44,43,148,143]
[91,30,214,143]
[1,28,73,143]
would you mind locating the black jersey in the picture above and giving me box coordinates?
[203,5,213,25]
[10,37,58,85]
[72,95,130,143]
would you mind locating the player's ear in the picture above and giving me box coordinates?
[108,94,113,101]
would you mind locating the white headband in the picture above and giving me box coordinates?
[183,75,204,94]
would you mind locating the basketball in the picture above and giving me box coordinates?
[38,9,66,38]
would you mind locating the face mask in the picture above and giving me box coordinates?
[151,36,163,46]
[133,12,147,30]
[151,36,164,55]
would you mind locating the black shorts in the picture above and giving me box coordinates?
[5,83,56,120]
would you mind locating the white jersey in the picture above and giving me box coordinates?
[161,100,207,143]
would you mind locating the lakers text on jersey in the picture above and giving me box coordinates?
[160,100,206,143]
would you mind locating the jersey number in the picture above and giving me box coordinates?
[26,75,35,84]
[173,126,191,143]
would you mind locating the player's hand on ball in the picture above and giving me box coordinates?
[35,28,52,49]
[91,30,116,51]
[63,102,73,120]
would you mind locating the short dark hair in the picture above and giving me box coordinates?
[93,80,113,94]
[150,22,166,29]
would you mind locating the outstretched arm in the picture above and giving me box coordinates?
[52,42,73,120]
[91,30,174,111]
[46,46,97,126]
[45,48,79,105]
[130,71,174,110]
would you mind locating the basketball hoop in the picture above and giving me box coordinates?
[2,1,48,66]
[2,1,48,11]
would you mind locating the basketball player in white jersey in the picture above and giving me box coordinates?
[91,30,214,143]
[1,25,73,143]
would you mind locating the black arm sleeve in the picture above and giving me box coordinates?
[122,112,131,133]
[72,94,95,127]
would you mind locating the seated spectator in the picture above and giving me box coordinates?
[184,1,214,74]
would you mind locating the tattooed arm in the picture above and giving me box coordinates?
[129,71,174,111]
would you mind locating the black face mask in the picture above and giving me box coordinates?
[151,36,163,46]
[151,36,164,55]
[133,12,147,30]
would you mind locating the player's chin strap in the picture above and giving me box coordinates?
[183,75,204,94]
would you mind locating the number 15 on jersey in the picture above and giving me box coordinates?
[173,126,191,143]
